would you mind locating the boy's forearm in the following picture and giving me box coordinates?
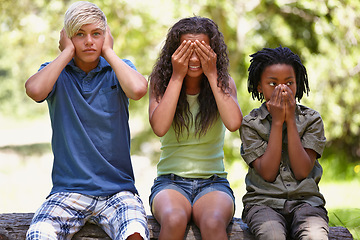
[102,49,147,100]
[25,48,74,102]
[286,119,314,180]
[253,123,283,182]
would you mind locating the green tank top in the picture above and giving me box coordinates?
[157,94,227,178]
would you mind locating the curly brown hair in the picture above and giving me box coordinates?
[149,16,231,140]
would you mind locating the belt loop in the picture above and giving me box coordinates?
[171,173,175,181]
[212,174,218,181]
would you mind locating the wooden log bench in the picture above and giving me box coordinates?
[0,213,353,239]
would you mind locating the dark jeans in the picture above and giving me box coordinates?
[243,201,329,240]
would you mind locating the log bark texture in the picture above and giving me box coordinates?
[0,213,353,240]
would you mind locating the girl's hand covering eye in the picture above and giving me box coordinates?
[194,40,217,78]
[171,40,194,79]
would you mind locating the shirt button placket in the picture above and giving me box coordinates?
[83,76,91,92]
[280,164,292,189]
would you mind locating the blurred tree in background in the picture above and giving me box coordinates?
[0,0,359,178]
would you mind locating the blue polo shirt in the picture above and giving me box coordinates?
[39,57,137,197]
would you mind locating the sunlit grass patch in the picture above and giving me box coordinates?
[328,208,360,240]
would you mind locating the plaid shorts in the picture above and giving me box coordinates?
[26,191,149,240]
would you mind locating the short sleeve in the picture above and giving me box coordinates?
[240,118,268,166]
[122,59,137,70]
[36,62,56,103]
[300,111,326,158]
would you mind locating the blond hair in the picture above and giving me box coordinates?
[64,1,107,38]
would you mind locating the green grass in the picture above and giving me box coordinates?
[328,208,360,240]
[321,180,360,240]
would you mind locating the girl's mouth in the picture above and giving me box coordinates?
[189,65,201,70]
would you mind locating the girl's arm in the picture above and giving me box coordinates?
[194,40,242,131]
[25,29,75,102]
[149,40,194,137]
[209,76,242,132]
[102,27,147,100]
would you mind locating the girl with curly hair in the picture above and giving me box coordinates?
[148,16,242,239]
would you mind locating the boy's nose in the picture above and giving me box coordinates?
[85,35,93,45]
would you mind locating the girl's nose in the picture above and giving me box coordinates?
[189,51,199,62]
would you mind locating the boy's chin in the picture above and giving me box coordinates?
[73,55,101,72]
[76,55,101,63]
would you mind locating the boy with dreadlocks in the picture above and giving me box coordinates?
[240,46,329,240]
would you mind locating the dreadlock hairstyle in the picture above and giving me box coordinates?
[247,46,310,102]
[149,16,231,140]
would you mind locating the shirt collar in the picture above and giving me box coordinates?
[257,102,270,120]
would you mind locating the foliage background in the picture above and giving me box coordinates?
[0,0,359,238]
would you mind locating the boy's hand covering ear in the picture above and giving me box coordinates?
[102,26,114,56]
[58,28,75,56]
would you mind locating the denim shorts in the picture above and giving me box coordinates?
[149,173,235,211]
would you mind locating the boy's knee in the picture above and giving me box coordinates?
[292,206,329,240]
[26,221,58,240]
[303,230,328,240]
[254,220,287,240]
[245,205,287,240]
[126,232,143,240]
[295,228,328,240]
[293,221,329,240]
